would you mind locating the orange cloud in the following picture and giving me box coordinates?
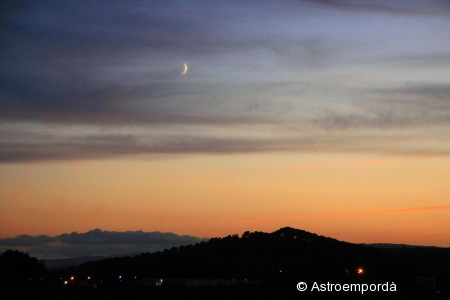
[239,205,450,223]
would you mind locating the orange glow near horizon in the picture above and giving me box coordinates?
[292,155,447,170]
[238,205,450,223]
[0,153,449,247]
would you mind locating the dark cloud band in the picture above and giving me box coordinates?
[0,229,206,259]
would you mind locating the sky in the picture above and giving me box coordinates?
[1,0,449,257]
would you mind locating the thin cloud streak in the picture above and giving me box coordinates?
[239,205,450,223]
[306,0,450,16]
[2,127,449,163]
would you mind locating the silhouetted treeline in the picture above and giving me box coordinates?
[68,227,419,281]
[0,249,46,282]
[2,228,449,299]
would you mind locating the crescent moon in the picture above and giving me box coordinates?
[180,63,188,75]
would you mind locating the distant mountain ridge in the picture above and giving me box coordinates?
[44,255,108,270]
[8,227,450,299]
[72,227,419,280]
[42,227,448,299]
[42,241,446,270]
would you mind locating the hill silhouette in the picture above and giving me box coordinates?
[74,227,415,280]
[3,227,449,299]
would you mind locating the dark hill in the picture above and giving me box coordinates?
[74,227,415,281]
[8,227,448,299]
[44,255,108,270]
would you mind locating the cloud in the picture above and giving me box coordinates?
[0,1,401,126]
[312,83,450,130]
[2,88,449,161]
[1,2,444,111]
[0,234,54,247]
[1,1,449,162]
[0,1,219,125]
[1,114,449,163]
[0,229,206,259]
[0,131,315,162]
[376,83,450,105]
[372,52,450,68]
[306,0,450,16]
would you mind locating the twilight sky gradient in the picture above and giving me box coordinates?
[1,0,449,249]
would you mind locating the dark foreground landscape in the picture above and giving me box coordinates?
[1,227,449,299]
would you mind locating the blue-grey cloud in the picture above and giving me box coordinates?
[314,83,450,129]
[0,234,54,247]
[371,52,450,68]
[3,0,446,126]
[307,0,450,16]
[1,0,449,162]
[0,229,207,259]
[1,82,449,163]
